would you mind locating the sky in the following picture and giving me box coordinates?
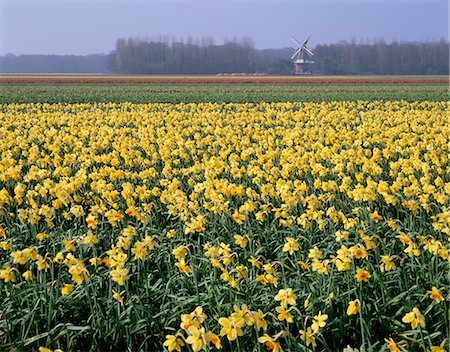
[0,0,448,55]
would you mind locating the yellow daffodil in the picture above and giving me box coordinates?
[282,237,299,255]
[402,307,425,329]
[89,257,102,266]
[308,246,323,259]
[298,261,310,271]
[218,316,244,341]
[166,229,176,238]
[205,331,222,349]
[380,255,396,272]
[62,239,76,252]
[38,347,53,352]
[36,255,50,271]
[110,267,129,286]
[163,334,185,352]
[312,259,330,275]
[253,309,268,331]
[113,290,124,304]
[335,230,349,242]
[369,210,382,222]
[70,205,85,217]
[180,314,196,331]
[132,241,148,261]
[36,232,49,241]
[311,311,328,332]
[61,283,74,296]
[69,264,89,284]
[428,286,444,303]
[248,256,261,268]
[22,270,33,281]
[275,306,294,323]
[347,300,360,315]
[81,230,99,246]
[384,338,400,352]
[53,252,64,264]
[0,240,11,251]
[304,293,311,308]
[234,234,248,248]
[11,250,29,265]
[299,327,317,348]
[355,268,371,282]
[258,334,283,352]
[231,304,253,326]
[172,245,188,259]
[175,259,192,275]
[274,288,297,308]
[191,306,207,324]
[352,244,368,259]
[185,326,207,352]
[86,214,98,229]
[1,100,448,351]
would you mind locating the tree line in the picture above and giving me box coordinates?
[0,37,448,75]
[0,54,108,73]
[314,39,449,75]
[109,37,261,74]
[108,37,449,75]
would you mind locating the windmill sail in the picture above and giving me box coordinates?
[290,34,314,75]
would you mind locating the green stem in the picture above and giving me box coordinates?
[417,323,427,350]
[357,285,366,352]
[236,336,241,352]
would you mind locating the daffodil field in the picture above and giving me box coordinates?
[0,100,449,351]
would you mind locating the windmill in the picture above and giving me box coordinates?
[290,35,314,75]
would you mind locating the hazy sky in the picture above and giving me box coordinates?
[0,0,448,55]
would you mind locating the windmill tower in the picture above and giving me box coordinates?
[290,35,314,75]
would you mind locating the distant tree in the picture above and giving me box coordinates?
[1,38,448,75]
[312,40,449,75]
[0,53,109,73]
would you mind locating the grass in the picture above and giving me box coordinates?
[0,82,448,103]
